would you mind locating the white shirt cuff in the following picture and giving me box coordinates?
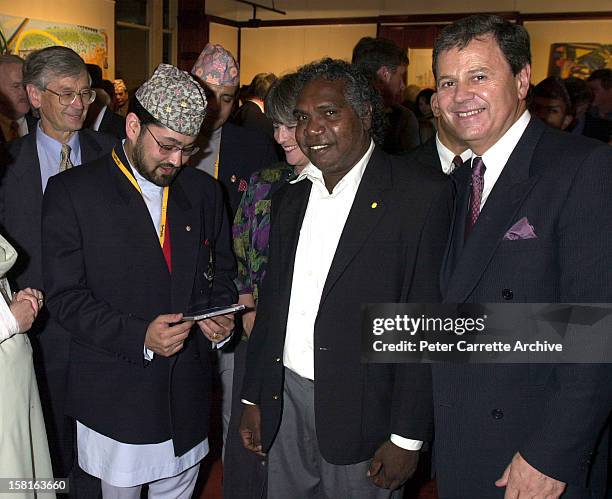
[390,434,423,451]
[212,332,232,350]
[241,399,256,405]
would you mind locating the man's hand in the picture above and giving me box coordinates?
[239,403,265,457]
[367,440,419,490]
[495,452,566,499]
[198,313,234,344]
[144,313,193,357]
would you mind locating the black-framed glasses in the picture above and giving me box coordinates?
[145,127,200,157]
[44,87,96,106]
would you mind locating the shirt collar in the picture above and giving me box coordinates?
[474,110,531,171]
[36,120,81,158]
[290,139,375,196]
[435,133,471,175]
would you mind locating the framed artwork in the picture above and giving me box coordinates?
[548,43,611,79]
[0,14,109,77]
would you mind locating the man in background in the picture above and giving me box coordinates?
[565,76,612,143]
[352,36,421,153]
[232,72,277,138]
[530,76,574,130]
[113,78,129,117]
[0,55,36,143]
[587,68,612,121]
[408,90,471,174]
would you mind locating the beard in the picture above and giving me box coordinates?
[132,133,180,187]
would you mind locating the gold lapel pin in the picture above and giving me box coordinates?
[185,225,192,232]
[371,202,378,209]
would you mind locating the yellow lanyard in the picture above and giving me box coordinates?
[214,153,220,179]
[112,149,169,248]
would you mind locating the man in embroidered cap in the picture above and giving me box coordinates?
[190,43,279,215]
[189,43,279,454]
[42,63,237,498]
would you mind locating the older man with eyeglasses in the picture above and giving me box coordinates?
[0,45,117,495]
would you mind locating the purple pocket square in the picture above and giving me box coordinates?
[503,217,537,240]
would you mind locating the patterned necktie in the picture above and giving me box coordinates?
[59,143,74,172]
[8,120,19,141]
[465,156,486,238]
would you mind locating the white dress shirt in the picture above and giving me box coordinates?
[77,145,208,487]
[477,110,531,209]
[435,133,471,175]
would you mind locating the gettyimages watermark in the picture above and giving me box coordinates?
[361,303,612,363]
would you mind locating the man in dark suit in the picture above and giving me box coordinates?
[429,15,612,498]
[352,37,421,154]
[42,63,236,498]
[239,58,453,498]
[0,46,116,486]
[0,54,37,143]
[190,44,279,216]
[231,72,277,139]
[407,91,470,175]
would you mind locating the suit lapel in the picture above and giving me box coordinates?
[79,129,104,164]
[319,147,391,306]
[278,179,311,299]
[444,118,545,302]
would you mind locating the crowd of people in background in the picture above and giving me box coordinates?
[0,12,611,499]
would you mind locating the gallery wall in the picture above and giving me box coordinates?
[0,0,115,77]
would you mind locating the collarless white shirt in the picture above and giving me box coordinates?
[435,133,471,175]
[474,110,531,209]
[76,144,208,487]
[283,139,374,381]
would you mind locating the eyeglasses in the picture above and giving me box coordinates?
[145,127,200,157]
[44,87,96,106]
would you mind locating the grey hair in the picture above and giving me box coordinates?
[264,72,302,125]
[23,46,88,89]
[295,58,387,145]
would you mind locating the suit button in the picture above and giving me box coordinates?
[491,408,504,420]
[275,357,281,362]
[272,395,279,400]
[502,289,513,300]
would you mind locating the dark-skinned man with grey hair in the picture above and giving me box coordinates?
[240,58,453,498]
